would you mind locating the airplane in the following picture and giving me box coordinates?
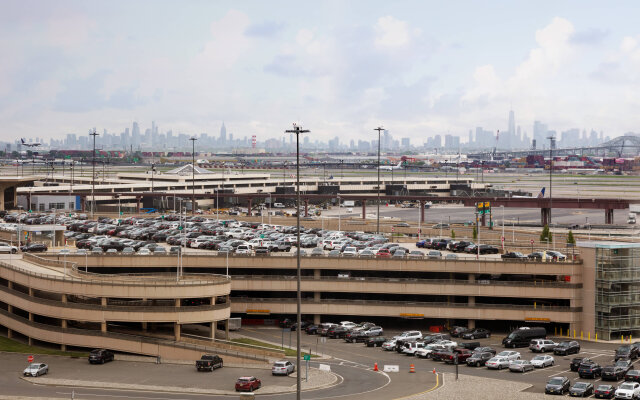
[379,161,404,171]
[21,139,41,148]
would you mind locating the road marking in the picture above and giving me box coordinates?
[549,368,572,377]
[392,372,442,400]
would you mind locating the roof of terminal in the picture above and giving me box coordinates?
[578,241,640,249]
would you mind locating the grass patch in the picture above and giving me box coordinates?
[0,336,87,357]
[231,338,317,357]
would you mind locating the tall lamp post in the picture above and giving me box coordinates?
[374,126,384,234]
[190,137,197,215]
[547,135,554,226]
[90,129,99,219]
[285,123,309,400]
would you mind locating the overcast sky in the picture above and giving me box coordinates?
[1,0,639,144]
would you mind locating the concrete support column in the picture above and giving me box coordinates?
[247,198,252,217]
[142,322,148,331]
[175,299,181,307]
[210,321,215,340]
[420,201,425,223]
[101,322,107,332]
[61,320,67,329]
[61,344,67,351]
[28,337,33,346]
[7,329,12,338]
[314,269,321,279]
[136,197,141,214]
[225,319,229,340]
[304,199,309,217]
[28,312,33,322]
[28,288,33,296]
[101,297,107,306]
[174,323,181,341]
[468,319,476,329]
[7,304,12,313]
[313,314,321,325]
[605,208,614,224]
[541,208,550,226]
[7,281,13,290]
[362,200,366,220]
[211,296,216,305]
[80,196,86,212]
[61,294,67,303]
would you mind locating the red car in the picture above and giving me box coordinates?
[235,376,261,392]
[376,249,391,258]
[443,348,474,364]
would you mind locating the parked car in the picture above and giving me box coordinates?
[531,355,555,368]
[594,384,616,399]
[485,356,510,370]
[625,369,640,382]
[20,243,48,253]
[545,376,571,395]
[461,328,490,339]
[571,357,592,372]
[0,243,18,253]
[554,340,581,355]
[272,360,295,376]
[89,349,115,364]
[496,350,521,361]
[501,251,526,259]
[427,250,442,259]
[616,345,639,361]
[478,244,499,254]
[509,359,534,373]
[366,336,387,347]
[529,339,558,353]
[502,327,546,348]
[466,351,493,367]
[569,381,594,397]
[23,362,48,377]
[578,360,602,379]
[196,354,223,371]
[602,360,632,381]
[449,326,468,337]
[615,382,640,399]
[235,376,261,392]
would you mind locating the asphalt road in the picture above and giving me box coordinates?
[239,327,632,397]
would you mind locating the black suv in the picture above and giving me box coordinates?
[545,376,570,395]
[466,351,493,367]
[365,336,387,347]
[89,349,115,364]
[601,360,632,381]
[571,357,592,372]
[616,345,639,361]
[554,341,581,356]
[578,360,602,379]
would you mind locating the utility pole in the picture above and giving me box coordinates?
[374,126,384,235]
[190,137,197,215]
[547,135,554,226]
[285,123,309,400]
[90,129,99,218]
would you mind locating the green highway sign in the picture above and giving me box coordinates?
[303,354,311,361]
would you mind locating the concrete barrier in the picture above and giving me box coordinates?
[383,365,399,372]
[319,364,331,372]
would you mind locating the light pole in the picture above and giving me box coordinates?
[268,193,272,225]
[337,194,341,231]
[501,205,505,251]
[285,122,309,400]
[90,128,99,219]
[190,137,197,215]
[547,135,554,226]
[374,126,384,235]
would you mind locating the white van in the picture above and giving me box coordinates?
[235,245,251,255]
[190,236,216,248]
[273,203,285,208]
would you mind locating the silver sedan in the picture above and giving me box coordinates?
[509,360,535,373]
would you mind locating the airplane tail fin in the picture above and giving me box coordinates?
[537,187,546,198]
[21,138,25,144]
[397,162,403,168]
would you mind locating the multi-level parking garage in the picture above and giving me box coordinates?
[0,253,282,362]
[52,252,584,335]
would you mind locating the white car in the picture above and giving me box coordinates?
[381,340,397,351]
[340,321,357,329]
[485,356,511,370]
[23,363,48,377]
[363,326,383,336]
[342,247,358,257]
[394,330,422,341]
[530,355,555,368]
[137,248,151,255]
[402,341,425,355]
[615,382,640,399]
[529,339,558,352]
[415,344,451,359]
[272,360,295,376]
[0,244,18,253]
[496,350,521,361]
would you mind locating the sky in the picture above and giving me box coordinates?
[1,0,640,145]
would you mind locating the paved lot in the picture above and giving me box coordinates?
[239,326,633,398]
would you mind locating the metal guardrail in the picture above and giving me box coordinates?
[230,275,582,288]
[0,259,228,287]
[0,285,229,312]
[232,297,582,312]
[0,308,272,362]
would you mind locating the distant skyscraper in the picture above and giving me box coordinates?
[219,122,227,143]
[132,122,140,146]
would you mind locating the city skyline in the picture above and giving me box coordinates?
[1,1,639,143]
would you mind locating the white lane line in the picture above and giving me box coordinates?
[549,368,572,377]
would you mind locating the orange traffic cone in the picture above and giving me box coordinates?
[373,362,378,371]
[432,368,436,374]
[410,364,415,373]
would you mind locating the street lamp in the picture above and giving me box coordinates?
[90,129,99,219]
[547,135,555,226]
[285,122,309,400]
[337,193,341,231]
[374,126,384,235]
[190,137,197,215]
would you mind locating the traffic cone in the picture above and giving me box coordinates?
[373,362,378,371]
[432,368,436,374]
[410,364,415,373]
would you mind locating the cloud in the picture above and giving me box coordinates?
[570,27,609,45]
[374,16,411,47]
[244,21,284,38]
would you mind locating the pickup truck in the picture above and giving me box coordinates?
[196,354,224,371]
